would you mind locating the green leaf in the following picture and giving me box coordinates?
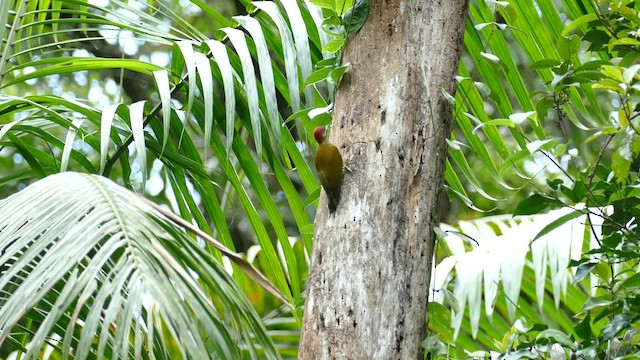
[190,0,233,28]
[546,178,564,190]
[612,139,633,183]
[285,108,315,125]
[305,67,333,86]
[300,224,315,236]
[322,15,343,36]
[0,173,281,358]
[559,103,591,130]
[583,30,610,50]
[574,313,591,340]
[603,314,640,340]
[331,64,349,84]
[2,58,163,88]
[472,118,515,133]
[335,0,353,15]
[428,302,455,343]
[592,78,626,94]
[60,118,85,172]
[322,38,346,53]
[575,59,610,71]
[536,95,554,123]
[620,273,640,291]
[608,37,640,52]
[581,296,612,311]
[602,233,623,248]
[574,262,598,284]
[561,13,599,36]
[593,262,612,281]
[316,57,339,68]
[528,59,561,70]
[343,0,369,33]
[309,0,336,10]
[7,133,47,178]
[608,185,640,202]
[620,51,640,67]
[514,193,559,215]
[535,329,574,348]
[601,65,625,83]
[557,35,580,63]
[622,64,640,83]
[532,209,583,241]
[619,101,632,129]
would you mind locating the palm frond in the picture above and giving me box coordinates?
[447,1,613,210]
[0,0,334,311]
[430,206,607,346]
[0,172,280,359]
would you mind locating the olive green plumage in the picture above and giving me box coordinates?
[313,127,343,213]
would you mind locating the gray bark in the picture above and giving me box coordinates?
[299,1,469,359]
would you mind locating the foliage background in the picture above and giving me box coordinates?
[0,0,639,359]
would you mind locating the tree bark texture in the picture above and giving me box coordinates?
[299,1,469,359]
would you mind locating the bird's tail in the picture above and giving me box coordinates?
[327,192,340,214]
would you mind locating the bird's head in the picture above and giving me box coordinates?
[313,126,327,144]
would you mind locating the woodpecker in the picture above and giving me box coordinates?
[313,126,343,213]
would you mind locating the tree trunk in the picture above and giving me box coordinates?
[299,1,469,359]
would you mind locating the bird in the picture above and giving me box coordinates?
[313,126,344,214]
